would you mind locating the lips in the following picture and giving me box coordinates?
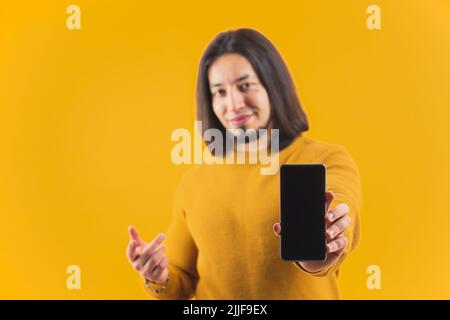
[229,114,253,126]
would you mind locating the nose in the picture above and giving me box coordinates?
[227,88,246,113]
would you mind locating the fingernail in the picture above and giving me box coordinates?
[338,203,350,213]
[328,229,335,237]
[158,234,166,241]
[328,212,335,220]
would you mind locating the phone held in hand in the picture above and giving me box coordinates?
[280,164,327,261]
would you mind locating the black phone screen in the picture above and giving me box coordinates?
[280,164,327,261]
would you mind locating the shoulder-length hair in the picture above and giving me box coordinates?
[196,28,309,153]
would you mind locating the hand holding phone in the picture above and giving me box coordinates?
[276,164,352,272]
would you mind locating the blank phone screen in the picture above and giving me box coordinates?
[280,164,326,261]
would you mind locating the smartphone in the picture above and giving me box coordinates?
[280,164,327,261]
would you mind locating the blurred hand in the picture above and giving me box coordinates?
[126,226,169,285]
[273,191,351,273]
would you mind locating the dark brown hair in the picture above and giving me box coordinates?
[196,28,309,153]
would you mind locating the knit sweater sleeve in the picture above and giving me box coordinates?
[293,143,362,277]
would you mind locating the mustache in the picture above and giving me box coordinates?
[225,107,257,121]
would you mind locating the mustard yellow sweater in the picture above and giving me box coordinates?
[145,133,362,299]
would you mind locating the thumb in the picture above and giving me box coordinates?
[273,222,281,237]
[325,191,335,212]
[128,226,145,246]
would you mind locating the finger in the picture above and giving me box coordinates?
[129,226,146,246]
[141,245,165,273]
[151,257,169,282]
[152,257,169,278]
[151,266,166,281]
[273,223,281,237]
[139,246,165,269]
[126,240,139,262]
[327,215,351,240]
[326,202,350,224]
[327,235,348,253]
[133,246,164,271]
[139,233,166,257]
[325,191,335,212]
[132,260,142,272]
[139,242,164,262]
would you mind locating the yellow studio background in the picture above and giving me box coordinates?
[1,0,449,299]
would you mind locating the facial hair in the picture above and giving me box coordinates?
[229,115,271,144]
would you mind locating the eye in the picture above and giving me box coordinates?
[214,88,226,97]
[238,82,252,92]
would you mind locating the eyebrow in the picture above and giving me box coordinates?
[210,74,252,88]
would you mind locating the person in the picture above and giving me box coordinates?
[126,28,362,299]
